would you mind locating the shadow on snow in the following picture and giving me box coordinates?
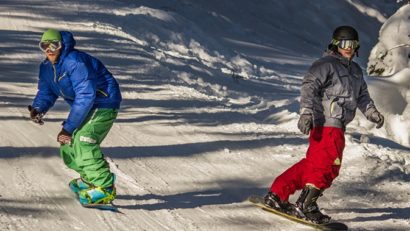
[0,134,305,159]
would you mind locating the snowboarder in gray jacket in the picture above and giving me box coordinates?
[264,26,384,224]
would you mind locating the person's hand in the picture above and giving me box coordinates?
[28,105,44,125]
[57,129,72,145]
[298,113,313,135]
[366,107,384,129]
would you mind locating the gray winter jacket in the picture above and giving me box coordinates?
[300,51,375,129]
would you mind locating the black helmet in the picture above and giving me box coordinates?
[332,25,359,41]
[328,25,360,57]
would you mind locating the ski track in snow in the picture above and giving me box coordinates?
[0,1,409,231]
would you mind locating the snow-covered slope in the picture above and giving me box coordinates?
[0,1,409,231]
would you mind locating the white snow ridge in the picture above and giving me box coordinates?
[0,1,409,231]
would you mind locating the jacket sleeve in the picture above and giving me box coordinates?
[357,76,375,115]
[300,61,331,114]
[32,68,58,113]
[63,62,96,134]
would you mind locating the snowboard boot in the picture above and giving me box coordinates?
[78,185,116,205]
[294,185,331,224]
[69,178,92,194]
[264,191,293,213]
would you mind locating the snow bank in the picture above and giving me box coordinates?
[367,5,410,77]
[367,4,410,146]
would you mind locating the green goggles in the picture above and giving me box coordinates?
[39,40,62,52]
[331,39,359,50]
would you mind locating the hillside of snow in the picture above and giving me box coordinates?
[0,1,409,231]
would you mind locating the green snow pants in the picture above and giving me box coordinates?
[60,108,118,188]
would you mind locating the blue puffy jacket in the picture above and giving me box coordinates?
[32,31,122,134]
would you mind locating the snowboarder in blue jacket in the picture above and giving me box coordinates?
[29,28,122,205]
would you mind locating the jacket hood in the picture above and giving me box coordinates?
[59,31,76,60]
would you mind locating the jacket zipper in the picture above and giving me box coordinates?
[53,64,74,100]
[58,72,67,81]
[52,64,57,83]
[97,89,109,97]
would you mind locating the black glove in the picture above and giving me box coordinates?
[28,105,44,125]
[298,113,313,135]
[57,128,72,145]
[365,107,384,129]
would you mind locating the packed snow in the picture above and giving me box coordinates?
[0,1,409,231]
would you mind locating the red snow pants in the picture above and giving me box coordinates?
[270,126,345,202]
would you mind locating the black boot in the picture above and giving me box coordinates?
[294,185,331,224]
[264,192,293,213]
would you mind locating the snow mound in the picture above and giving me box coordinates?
[367,5,410,77]
[366,4,410,147]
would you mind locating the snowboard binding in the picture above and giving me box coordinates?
[293,185,331,224]
[264,192,294,214]
[69,178,92,194]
